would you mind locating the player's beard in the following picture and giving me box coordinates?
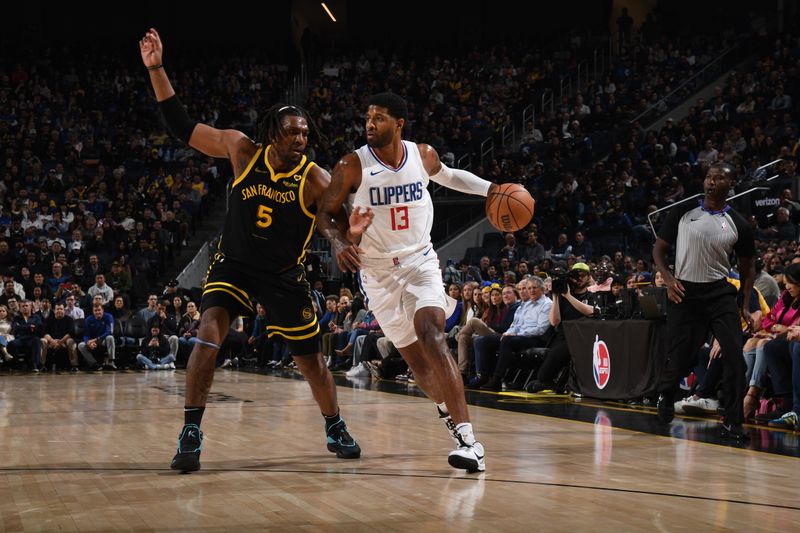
[366,130,392,148]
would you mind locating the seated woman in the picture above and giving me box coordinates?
[0,305,14,364]
[331,297,366,371]
[444,282,464,337]
[455,284,507,384]
[177,301,201,365]
[743,263,800,420]
[447,281,479,360]
[335,304,377,358]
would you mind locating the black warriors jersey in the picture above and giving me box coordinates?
[219,145,316,271]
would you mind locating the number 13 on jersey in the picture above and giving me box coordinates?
[390,206,409,231]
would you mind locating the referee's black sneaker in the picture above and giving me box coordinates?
[170,423,203,472]
[657,394,675,424]
[326,418,361,459]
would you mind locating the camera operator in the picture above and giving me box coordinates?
[526,263,597,392]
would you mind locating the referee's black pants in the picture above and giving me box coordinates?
[659,279,746,424]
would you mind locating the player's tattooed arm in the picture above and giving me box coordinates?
[317,154,370,272]
[307,165,354,238]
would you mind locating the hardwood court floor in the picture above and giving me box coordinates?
[1,369,799,532]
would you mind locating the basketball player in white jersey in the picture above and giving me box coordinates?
[317,93,497,472]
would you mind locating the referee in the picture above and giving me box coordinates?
[652,162,755,439]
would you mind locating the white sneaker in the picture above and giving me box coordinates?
[155,364,165,370]
[448,442,486,473]
[345,364,369,378]
[364,361,381,379]
[167,362,176,370]
[221,359,232,368]
[446,422,485,473]
[674,396,694,415]
[681,397,720,415]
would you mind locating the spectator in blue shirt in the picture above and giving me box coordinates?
[46,261,69,295]
[444,283,463,333]
[481,277,553,391]
[78,303,116,370]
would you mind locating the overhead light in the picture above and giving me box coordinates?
[321,2,337,22]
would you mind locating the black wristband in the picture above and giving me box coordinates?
[147,64,164,71]
[158,95,197,144]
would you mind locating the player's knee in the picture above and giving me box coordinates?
[196,322,226,347]
[296,355,328,382]
[417,322,445,348]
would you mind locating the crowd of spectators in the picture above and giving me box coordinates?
[303,24,745,256]
[0,47,292,371]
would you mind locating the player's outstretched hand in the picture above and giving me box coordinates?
[333,239,364,273]
[140,27,163,68]
[348,206,374,240]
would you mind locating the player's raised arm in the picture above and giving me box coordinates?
[140,28,248,160]
[316,153,372,272]
[418,143,497,197]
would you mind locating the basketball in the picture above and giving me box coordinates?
[485,183,535,232]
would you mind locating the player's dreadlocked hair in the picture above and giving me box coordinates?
[256,103,326,147]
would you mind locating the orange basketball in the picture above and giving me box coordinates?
[486,183,535,232]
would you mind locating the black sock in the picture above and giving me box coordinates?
[184,406,205,427]
[323,410,341,432]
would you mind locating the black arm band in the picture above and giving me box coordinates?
[158,95,198,144]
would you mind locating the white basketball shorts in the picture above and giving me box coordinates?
[359,247,456,349]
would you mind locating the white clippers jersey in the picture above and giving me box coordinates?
[350,141,434,259]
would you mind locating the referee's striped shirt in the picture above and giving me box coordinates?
[658,200,755,283]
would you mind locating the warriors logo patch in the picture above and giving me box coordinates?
[301,307,314,321]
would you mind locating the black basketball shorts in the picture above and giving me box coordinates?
[201,252,319,354]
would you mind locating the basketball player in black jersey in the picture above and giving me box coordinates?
[141,28,364,472]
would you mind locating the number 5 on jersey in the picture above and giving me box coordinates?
[256,204,273,228]
[390,206,409,231]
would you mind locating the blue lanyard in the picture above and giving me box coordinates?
[698,199,731,216]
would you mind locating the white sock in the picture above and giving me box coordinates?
[436,402,449,416]
[455,422,476,446]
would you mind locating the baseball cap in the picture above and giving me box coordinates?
[571,262,590,273]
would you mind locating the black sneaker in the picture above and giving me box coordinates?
[721,422,750,440]
[480,376,502,392]
[170,424,203,472]
[525,380,554,393]
[326,418,361,459]
[656,394,674,424]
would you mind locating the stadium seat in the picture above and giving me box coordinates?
[481,232,505,258]
[463,246,486,267]
[121,316,149,366]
